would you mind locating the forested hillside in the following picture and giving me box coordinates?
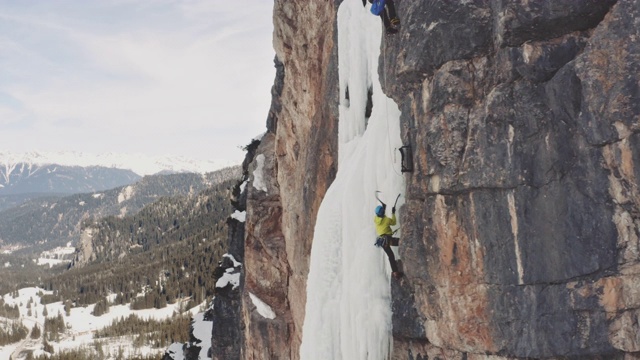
[0,166,240,359]
[0,253,51,296]
[0,167,240,252]
[43,177,237,309]
[74,181,233,265]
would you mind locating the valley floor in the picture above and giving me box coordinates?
[0,287,211,359]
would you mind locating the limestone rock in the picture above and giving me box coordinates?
[385,0,640,358]
[220,1,340,358]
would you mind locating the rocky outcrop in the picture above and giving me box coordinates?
[270,2,340,355]
[207,138,258,360]
[210,254,244,360]
[383,0,640,358]
[241,133,290,359]
[231,1,340,359]
[71,228,95,267]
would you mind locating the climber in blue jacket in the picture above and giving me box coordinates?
[364,0,401,34]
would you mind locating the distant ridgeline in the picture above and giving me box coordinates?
[0,163,141,211]
[0,166,241,252]
[0,163,142,195]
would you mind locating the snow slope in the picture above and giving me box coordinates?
[0,287,207,359]
[300,1,405,359]
[36,244,76,267]
[191,313,213,359]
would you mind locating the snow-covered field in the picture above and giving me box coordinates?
[36,244,76,268]
[190,313,213,360]
[0,287,211,360]
[1,245,25,255]
[35,258,69,268]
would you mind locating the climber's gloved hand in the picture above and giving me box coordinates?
[392,206,396,214]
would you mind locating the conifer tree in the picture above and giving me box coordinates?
[30,324,41,339]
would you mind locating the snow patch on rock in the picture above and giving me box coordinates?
[231,210,246,222]
[252,154,268,192]
[249,292,276,319]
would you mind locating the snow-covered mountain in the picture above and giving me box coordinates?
[0,163,140,196]
[0,151,239,176]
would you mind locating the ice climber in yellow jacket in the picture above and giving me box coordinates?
[374,204,402,279]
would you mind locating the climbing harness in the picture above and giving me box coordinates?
[374,236,387,247]
[374,230,399,248]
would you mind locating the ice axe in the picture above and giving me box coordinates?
[375,191,386,206]
[375,191,401,210]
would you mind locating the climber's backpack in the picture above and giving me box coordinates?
[370,0,385,15]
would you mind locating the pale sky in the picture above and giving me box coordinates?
[0,0,275,163]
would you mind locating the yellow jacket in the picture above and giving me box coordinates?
[374,213,396,236]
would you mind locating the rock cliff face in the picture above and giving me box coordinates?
[385,0,640,358]
[235,1,340,359]
[224,0,640,359]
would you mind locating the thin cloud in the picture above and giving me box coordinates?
[0,0,275,162]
